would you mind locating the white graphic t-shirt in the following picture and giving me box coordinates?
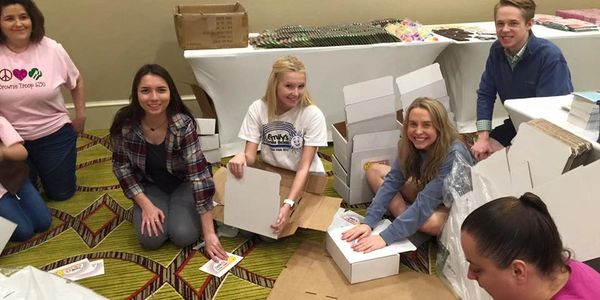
[238,99,327,173]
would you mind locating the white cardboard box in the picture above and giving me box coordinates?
[199,133,219,151]
[333,128,401,205]
[195,118,216,135]
[325,219,416,284]
[334,76,399,173]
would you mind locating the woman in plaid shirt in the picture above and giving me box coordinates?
[110,64,226,261]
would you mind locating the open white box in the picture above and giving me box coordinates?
[325,219,416,284]
[333,128,401,205]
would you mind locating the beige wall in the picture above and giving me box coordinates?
[37,0,598,104]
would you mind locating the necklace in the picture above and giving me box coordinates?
[143,118,168,132]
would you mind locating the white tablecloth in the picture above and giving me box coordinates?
[185,40,452,155]
[435,22,600,132]
[504,94,600,163]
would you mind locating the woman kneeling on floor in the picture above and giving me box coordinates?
[110,64,226,261]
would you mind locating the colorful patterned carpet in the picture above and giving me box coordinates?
[0,130,437,299]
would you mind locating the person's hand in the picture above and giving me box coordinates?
[470,137,493,161]
[227,153,246,179]
[204,232,228,262]
[71,116,86,134]
[341,224,371,242]
[140,204,165,237]
[271,203,292,235]
[351,234,386,253]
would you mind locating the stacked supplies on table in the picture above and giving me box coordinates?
[534,14,598,32]
[567,91,600,131]
[556,8,600,26]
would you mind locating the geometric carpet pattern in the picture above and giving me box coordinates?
[0,130,436,299]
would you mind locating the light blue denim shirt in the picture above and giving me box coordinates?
[363,140,473,245]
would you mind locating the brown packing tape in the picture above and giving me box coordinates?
[267,241,456,299]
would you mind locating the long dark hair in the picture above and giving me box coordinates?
[461,192,569,277]
[110,64,195,136]
[0,0,45,44]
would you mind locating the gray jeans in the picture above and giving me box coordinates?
[133,182,201,250]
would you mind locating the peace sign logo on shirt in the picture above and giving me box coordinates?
[0,69,12,82]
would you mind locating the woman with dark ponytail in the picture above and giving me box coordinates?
[461,192,600,299]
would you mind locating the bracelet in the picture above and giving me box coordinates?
[283,199,295,208]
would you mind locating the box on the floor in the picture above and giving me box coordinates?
[211,164,341,239]
[0,216,17,253]
[325,219,416,284]
[267,241,455,300]
[173,2,248,50]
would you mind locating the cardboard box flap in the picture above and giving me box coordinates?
[395,63,443,95]
[279,194,342,238]
[345,94,396,124]
[213,167,227,205]
[176,3,245,15]
[343,76,394,106]
[399,79,448,111]
[352,128,401,153]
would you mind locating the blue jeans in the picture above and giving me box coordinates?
[24,123,77,201]
[0,180,52,242]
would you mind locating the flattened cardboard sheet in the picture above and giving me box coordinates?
[267,241,456,300]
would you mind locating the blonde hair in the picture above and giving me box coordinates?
[262,55,314,121]
[399,97,459,190]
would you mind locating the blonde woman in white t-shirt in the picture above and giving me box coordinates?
[228,55,327,235]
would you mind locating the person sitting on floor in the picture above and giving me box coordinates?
[461,192,600,299]
[110,64,226,261]
[342,97,473,253]
[0,116,51,242]
[227,55,328,236]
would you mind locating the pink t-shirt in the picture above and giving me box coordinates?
[0,37,79,140]
[552,259,600,299]
[0,116,25,198]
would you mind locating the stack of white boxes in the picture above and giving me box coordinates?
[396,63,454,123]
[332,76,402,205]
[196,118,221,164]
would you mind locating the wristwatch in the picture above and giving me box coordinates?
[283,199,295,208]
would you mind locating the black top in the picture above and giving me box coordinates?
[145,141,182,194]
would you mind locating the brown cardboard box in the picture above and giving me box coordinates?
[174,3,249,50]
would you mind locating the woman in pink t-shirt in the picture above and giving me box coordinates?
[0,0,85,201]
[461,192,600,299]
[0,116,51,242]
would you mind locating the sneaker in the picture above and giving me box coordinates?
[216,223,239,238]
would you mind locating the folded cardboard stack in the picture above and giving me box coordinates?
[567,91,600,131]
[332,76,402,205]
